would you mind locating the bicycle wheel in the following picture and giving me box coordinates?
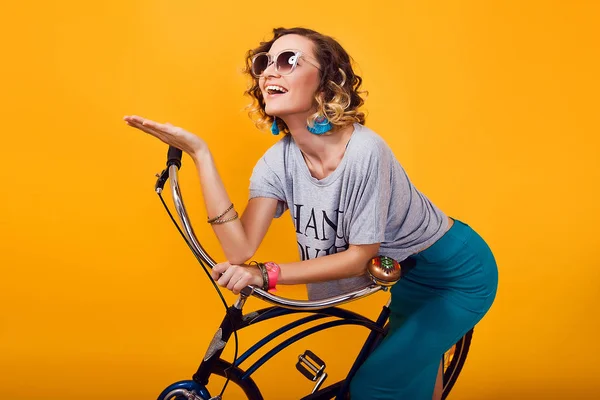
[158,359,260,400]
[157,380,210,400]
[442,328,473,399]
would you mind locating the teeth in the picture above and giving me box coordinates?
[266,85,287,93]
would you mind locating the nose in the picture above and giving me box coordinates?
[263,60,280,78]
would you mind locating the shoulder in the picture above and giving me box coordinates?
[260,135,293,162]
[253,135,294,172]
[346,124,394,164]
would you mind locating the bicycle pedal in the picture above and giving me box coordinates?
[297,350,328,393]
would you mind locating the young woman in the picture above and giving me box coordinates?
[124,27,498,400]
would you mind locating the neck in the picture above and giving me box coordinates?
[282,114,355,179]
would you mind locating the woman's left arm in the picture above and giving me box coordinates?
[211,243,380,294]
[278,243,380,285]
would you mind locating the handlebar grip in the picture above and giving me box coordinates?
[167,146,183,169]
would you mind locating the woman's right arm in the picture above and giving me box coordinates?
[123,115,277,265]
[193,148,278,265]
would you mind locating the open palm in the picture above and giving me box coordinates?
[124,115,206,157]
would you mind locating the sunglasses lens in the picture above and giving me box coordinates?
[252,54,269,76]
[276,51,298,75]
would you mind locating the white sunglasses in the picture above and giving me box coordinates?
[251,49,320,77]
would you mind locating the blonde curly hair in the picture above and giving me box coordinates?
[244,27,367,135]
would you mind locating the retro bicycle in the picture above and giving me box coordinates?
[153,147,473,400]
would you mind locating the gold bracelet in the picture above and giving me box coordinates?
[210,211,239,225]
[207,203,234,223]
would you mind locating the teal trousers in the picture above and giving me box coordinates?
[349,219,498,399]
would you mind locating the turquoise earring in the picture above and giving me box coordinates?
[307,115,332,135]
[271,118,280,135]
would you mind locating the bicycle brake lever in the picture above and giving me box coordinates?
[154,168,169,193]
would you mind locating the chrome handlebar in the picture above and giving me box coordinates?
[165,162,393,311]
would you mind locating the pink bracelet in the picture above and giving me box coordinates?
[264,262,280,292]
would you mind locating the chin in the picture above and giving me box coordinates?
[265,106,308,119]
[265,106,288,118]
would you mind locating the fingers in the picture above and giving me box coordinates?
[227,274,243,292]
[140,119,171,133]
[123,115,145,124]
[232,274,252,294]
[227,268,251,291]
[123,115,162,135]
[126,120,164,138]
[211,263,254,295]
[211,261,231,280]
[217,264,237,288]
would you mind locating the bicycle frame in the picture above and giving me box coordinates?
[189,301,391,399]
[155,148,404,400]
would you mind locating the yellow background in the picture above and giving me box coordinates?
[1,1,599,399]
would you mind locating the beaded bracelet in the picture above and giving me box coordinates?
[250,261,269,291]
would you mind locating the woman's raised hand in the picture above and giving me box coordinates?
[124,115,207,158]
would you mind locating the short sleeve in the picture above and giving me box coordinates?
[249,156,288,218]
[347,144,392,245]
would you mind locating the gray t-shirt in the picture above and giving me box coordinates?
[249,123,449,300]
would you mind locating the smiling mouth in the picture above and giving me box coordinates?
[266,85,288,95]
